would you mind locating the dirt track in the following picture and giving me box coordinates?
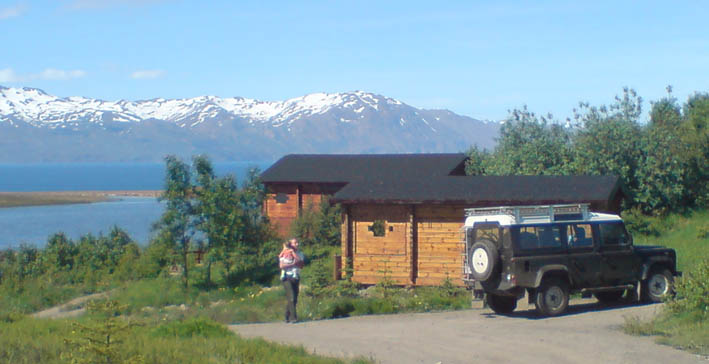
[231,299,707,364]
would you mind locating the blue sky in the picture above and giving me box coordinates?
[1,0,708,121]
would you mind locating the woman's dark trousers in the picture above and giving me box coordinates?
[283,277,299,322]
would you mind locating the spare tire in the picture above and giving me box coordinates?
[468,239,499,281]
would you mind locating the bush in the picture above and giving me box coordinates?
[667,259,709,319]
[621,208,673,236]
[152,318,233,338]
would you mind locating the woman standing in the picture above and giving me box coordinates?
[279,238,305,323]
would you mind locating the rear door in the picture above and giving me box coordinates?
[565,223,602,288]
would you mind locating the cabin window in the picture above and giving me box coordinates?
[275,193,289,204]
[368,219,386,237]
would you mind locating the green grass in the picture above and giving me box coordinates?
[0,316,373,364]
[623,208,709,356]
[632,209,709,272]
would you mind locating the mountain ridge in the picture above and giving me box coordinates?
[0,86,499,163]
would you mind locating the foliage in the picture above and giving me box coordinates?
[632,209,709,272]
[153,155,199,288]
[152,155,277,289]
[464,144,490,175]
[467,87,709,214]
[666,259,709,319]
[0,227,146,315]
[62,300,142,364]
[151,317,232,338]
[291,197,342,258]
[622,211,709,355]
[624,260,709,355]
[487,106,575,175]
[621,208,671,237]
[0,317,373,364]
[375,260,396,299]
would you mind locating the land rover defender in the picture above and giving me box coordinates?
[463,204,680,316]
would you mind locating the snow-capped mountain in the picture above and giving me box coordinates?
[0,86,499,163]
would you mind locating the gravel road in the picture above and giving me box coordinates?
[231,299,706,364]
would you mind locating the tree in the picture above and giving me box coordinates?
[464,145,490,176]
[682,93,709,207]
[484,106,574,175]
[635,92,693,212]
[45,232,77,272]
[153,155,198,289]
[572,88,643,205]
[193,155,243,286]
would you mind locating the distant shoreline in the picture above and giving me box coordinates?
[0,191,163,208]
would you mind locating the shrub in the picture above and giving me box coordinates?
[666,259,709,319]
[152,318,233,338]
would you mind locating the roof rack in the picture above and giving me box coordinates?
[464,204,590,225]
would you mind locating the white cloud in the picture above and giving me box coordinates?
[0,3,27,20]
[37,68,87,80]
[131,69,165,79]
[0,68,20,82]
[0,68,87,82]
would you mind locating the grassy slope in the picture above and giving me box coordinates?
[625,209,709,356]
[0,316,373,364]
[632,209,709,271]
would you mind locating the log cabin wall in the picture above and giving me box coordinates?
[263,184,300,237]
[264,183,344,238]
[342,203,467,286]
[348,204,413,285]
[414,205,466,286]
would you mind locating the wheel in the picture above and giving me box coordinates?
[486,294,517,314]
[535,278,569,317]
[594,290,625,304]
[642,268,673,303]
[468,239,499,281]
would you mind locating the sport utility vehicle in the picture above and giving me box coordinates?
[463,204,680,316]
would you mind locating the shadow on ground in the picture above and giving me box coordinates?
[481,299,659,320]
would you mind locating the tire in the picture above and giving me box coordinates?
[594,290,625,304]
[486,294,517,315]
[642,268,673,303]
[468,239,499,281]
[535,278,569,317]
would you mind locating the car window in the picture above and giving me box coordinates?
[599,222,630,246]
[515,225,562,249]
[567,224,593,248]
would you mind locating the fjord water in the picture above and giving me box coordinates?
[0,162,272,192]
[0,161,271,249]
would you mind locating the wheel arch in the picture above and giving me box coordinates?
[533,266,571,288]
[640,259,676,280]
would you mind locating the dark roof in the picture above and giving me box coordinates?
[330,175,622,206]
[260,153,468,183]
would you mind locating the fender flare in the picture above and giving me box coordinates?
[640,256,675,280]
[533,265,570,288]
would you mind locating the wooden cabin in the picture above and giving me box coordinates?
[331,175,624,286]
[261,154,624,286]
[260,153,467,237]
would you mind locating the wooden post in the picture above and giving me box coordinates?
[341,206,353,275]
[296,184,303,216]
[409,205,418,286]
[333,254,342,280]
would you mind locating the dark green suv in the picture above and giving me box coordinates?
[463,204,680,316]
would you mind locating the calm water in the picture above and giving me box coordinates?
[0,161,273,249]
[0,197,163,249]
[0,161,272,191]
